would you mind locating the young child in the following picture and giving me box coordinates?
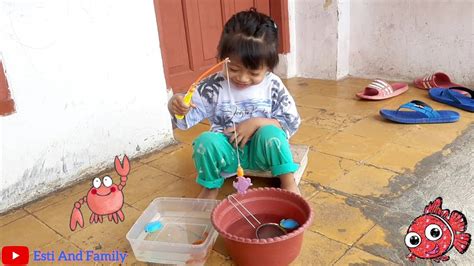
[168,9,301,199]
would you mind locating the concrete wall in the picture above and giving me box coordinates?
[277,0,349,80]
[336,0,350,79]
[0,0,174,213]
[293,0,339,80]
[349,0,474,86]
[283,0,473,86]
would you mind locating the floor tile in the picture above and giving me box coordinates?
[301,108,363,131]
[312,84,361,100]
[131,179,202,211]
[390,124,465,154]
[0,208,28,227]
[303,151,358,186]
[213,235,230,258]
[297,106,323,122]
[173,122,210,145]
[298,180,319,200]
[355,223,407,264]
[295,78,366,100]
[296,94,386,116]
[291,230,350,266]
[317,132,389,161]
[206,250,235,265]
[308,192,375,245]
[146,144,197,178]
[328,165,397,197]
[355,224,393,250]
[285,78,336,99]
[124,164,180,204]
[334,247,397,265]
[32,190,92,238]
[366,143,431,173]
[0,215,61,248]
[343,116,411,141]
[290,124,335,145]
[337,78,372,85]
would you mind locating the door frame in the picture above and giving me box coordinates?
[270,0,290,53]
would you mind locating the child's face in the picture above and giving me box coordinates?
[225,57,269,89]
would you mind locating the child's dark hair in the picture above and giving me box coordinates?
[217,8,279,70]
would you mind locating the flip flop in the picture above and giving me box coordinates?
[429,87,474,112]
[356,79,408,100]
[414,72,469,96]
[380,100,460,124]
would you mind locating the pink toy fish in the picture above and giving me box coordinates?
[233,166,252,194]
[233,176,252,194]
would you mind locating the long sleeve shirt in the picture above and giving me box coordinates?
[172,71,301,138]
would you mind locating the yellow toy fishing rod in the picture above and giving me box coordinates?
[175,58,230,120]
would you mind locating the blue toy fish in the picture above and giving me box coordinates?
[280,219,299,230]
[145,220,163,233]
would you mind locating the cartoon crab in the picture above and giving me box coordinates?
[69,155,130,231]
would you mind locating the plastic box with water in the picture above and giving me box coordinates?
[126,197,220,265]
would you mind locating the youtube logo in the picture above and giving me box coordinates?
[2,246,29,265]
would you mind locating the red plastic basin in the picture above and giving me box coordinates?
[211,188,313,266]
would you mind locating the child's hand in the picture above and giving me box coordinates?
[225,118,261,148]
[169,93,196,116]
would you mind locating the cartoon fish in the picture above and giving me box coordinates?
[405,197,471,262]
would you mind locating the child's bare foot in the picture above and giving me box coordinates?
[279,173,301,195]
[197,187,219,199]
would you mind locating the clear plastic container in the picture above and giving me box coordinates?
[126,197,220,265]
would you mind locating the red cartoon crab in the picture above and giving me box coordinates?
[69,155,130,231]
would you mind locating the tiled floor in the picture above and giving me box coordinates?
[1,77,472,265]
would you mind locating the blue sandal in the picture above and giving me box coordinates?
[429,87,474,112]
[380,100,460,124]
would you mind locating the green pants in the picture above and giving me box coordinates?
[192,125,298,189]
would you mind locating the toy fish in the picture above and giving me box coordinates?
[233,176,252,194]
[405,197,471,263]
[233,166,252,194]
[280,219,299,230]
[145,220,163,233]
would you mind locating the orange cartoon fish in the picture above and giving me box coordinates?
[405,197,471,262]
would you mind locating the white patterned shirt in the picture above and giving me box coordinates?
[172,72,300,138]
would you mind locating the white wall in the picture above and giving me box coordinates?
[0,0,174,213]
[283,0,473,86]
[293,0,339,80]
[349,0,474,86]
[336,0,350,79]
